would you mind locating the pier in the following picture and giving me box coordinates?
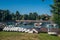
[16,20,51,23]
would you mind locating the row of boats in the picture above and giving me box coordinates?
[2,22,59,35]
[3,25,38,33]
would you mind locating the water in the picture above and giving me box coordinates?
[6,22,34,29]
[6,21,51,28]
[17,25,34,29]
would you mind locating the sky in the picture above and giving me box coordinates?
[0,0,53,15]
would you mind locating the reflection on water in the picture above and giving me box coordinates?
[16,25,34,29]
[6,22,34,29]
[6,22,51,28]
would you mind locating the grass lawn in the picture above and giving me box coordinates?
[0,31,60,40]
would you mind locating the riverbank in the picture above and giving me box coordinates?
[0,31,60,40]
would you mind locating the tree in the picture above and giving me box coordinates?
[0,10,12,21]
[19,15,23,20]
[40,14,46,20]
[0,10,4,21]
[23,14,28,20]
[11,13,15,20]
[33,12,38,20]
[28,13,33,20]
[38,15,41,20]
[21,15,24,20]
[40,14,50,20]
[15,11,20,20]
[51,0,60,27]
[4,10,12,21]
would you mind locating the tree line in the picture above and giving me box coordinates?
[0,9,50,22]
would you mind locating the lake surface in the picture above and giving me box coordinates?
[6,22,51,28]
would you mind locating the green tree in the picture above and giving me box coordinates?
[23,14,28,20]
[21,15,24,20]
[19,15,23,20]
[0,10,12,21]
[28,13,33,20]
[0,10,3,21]
[15,11,20,20]
[33,12,38,20]
[4,10,12,21]
[38,15,41,20]
[11,13,15,20]
[40,14,50,20]
[40,14,46,20]
[51,0,60,27]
